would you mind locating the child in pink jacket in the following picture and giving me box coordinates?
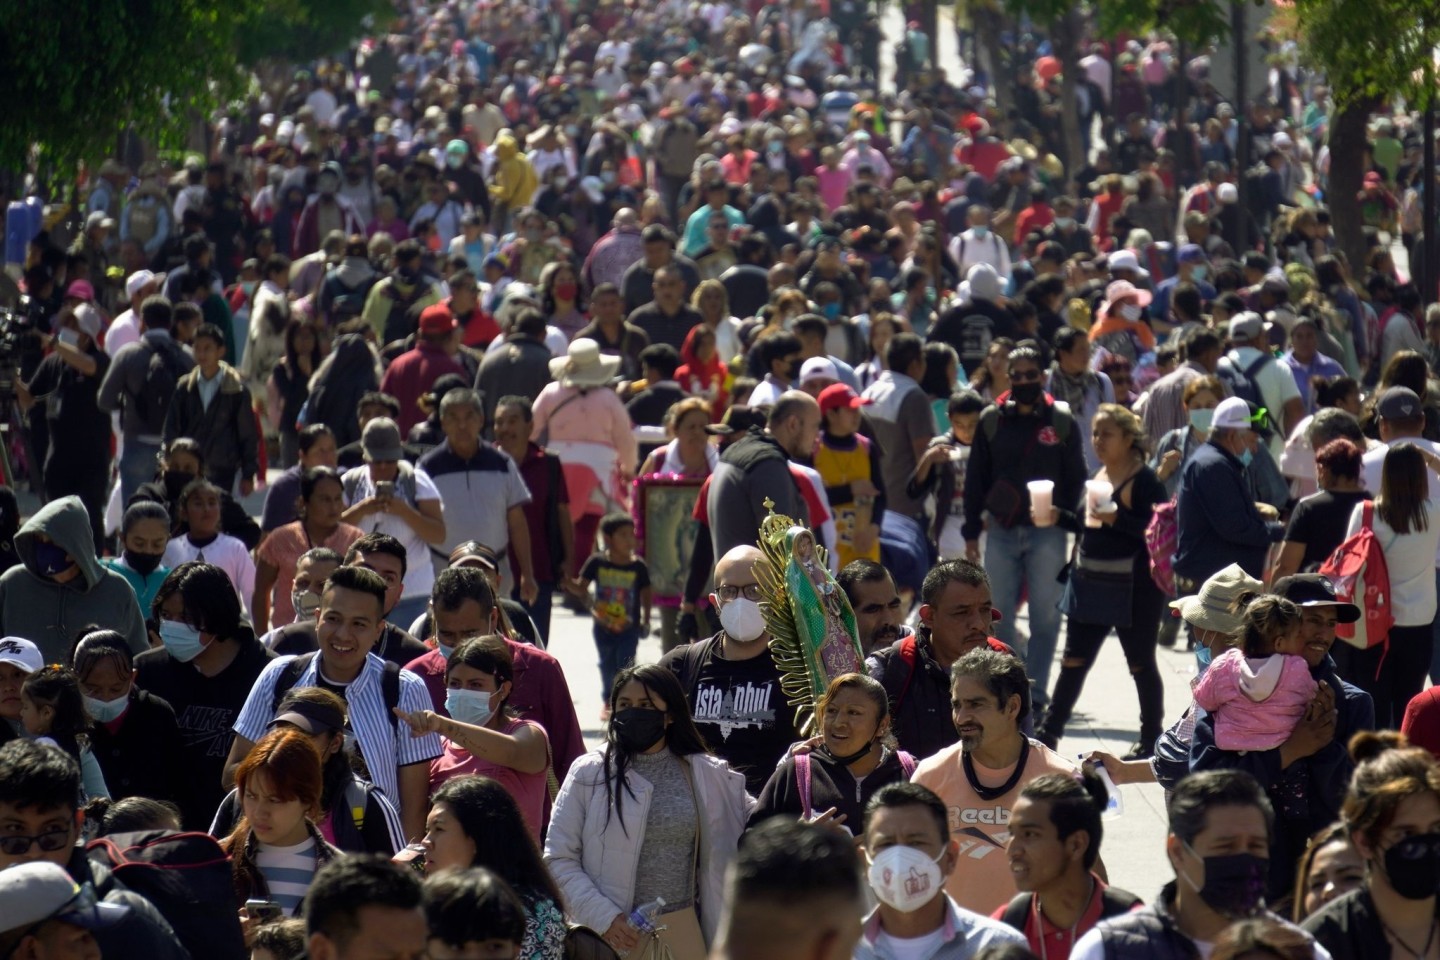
[1194,594,1318,751]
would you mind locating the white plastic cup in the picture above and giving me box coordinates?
[1085,479,1114,527]
[1027,480,1055,526]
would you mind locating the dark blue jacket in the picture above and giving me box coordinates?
[1173,439,1283,582]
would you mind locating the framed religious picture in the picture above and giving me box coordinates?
[633,474,705,601]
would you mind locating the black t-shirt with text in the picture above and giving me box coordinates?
[659,635,800,795]
[133,636,275,828]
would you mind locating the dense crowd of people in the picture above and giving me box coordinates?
[6,0,1440,957]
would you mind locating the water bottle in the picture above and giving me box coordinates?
[628,897,667,936]
[1083,757,1124,819]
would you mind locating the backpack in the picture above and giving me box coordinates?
[997,887,1144,932]
[323,271,375,324]
[87,830,246,960]
[794,749,917,817]
[133,340,186,435]
[380,277,433,346]
[1145,497,1180,595]
[272,651,404,732]
[1318,500,1394,657]
[1216,351,1272,411]
[956,313,995,371]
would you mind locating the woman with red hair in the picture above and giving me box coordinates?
[221,728,343,922]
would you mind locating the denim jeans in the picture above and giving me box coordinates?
[984,523,1069,709]
[594,625,641,699]
[515,581,555,648]
[119,439,161,505]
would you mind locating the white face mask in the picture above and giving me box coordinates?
[718,597,766,642]
[867,845,946,913]
[1119,303,1142,322]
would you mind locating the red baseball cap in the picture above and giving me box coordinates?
[419,303,457,336]
[818,383,872,415]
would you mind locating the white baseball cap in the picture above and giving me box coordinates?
[0,636,42,674]
[124,269,159,300]
[0,862,129,937]
[800,357,840,385]
[1211,396,1258,431]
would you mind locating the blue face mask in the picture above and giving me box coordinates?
[1189,408,1214,433]
[84,690,130,724]
[445,688,496,727]
[1238,447,1255,468]
[973,226,989,239]
[159,620,207,663]
[1195,643,1213,671]
[823,302,841,320]
[1190,265,1208,283]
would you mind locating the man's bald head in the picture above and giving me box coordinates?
[715,545,763,586]
[768,391,822,459]
[614,207,638,228]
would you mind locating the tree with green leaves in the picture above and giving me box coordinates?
[0,0,388,181]
[1286,0,1440,270]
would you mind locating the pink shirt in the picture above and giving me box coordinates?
[256,521,365,629]
[429,717,550,840]
[1193,648,1318,751]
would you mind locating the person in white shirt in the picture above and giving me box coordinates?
[162,480,256,617]
[106,270,162,357]
[1218,312,1302,462]
[949,205,1012,281]
[338,417,447,629]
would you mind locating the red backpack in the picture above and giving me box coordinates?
[1145,498,1179,595]
[1318,501,1394,657]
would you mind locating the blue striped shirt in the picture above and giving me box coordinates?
[256,836,316,916]
[233,653,442,806]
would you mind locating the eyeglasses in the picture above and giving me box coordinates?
[0,827,72,856]
[716,584,763,602]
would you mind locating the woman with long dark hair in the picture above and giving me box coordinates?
[303,333,383,450]
[1342,444,1440,724]
[423,775,567,960]
[268,320,325,469]
[544,664,753,959]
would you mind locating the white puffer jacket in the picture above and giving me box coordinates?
[542,749,755,945]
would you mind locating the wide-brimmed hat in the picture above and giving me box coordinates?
[549,338,621,388]
[1170,563,1263,635]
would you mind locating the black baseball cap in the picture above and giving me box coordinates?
[1271,574,1361,624]
[269,695,346,735]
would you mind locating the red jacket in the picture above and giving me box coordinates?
[378,341,470,434]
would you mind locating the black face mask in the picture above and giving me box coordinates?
[1010,381,1043,405]
[1383,833,1440,900]
[125,551,165,576]
[1181,843,1268,918]
[163,469,195,501]
[610,707,667,753]
[825,737,876,766]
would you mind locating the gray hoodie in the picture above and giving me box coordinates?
[0,496,147,662]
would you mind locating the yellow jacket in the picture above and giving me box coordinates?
[490,132,538,208]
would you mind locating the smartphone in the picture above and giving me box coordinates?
[244,899,283,923]
[375,480,396,500]
[56,328,78,349]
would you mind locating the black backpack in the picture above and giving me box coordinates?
[133,340,186,435]
[271,651,403,732]
[87,830,246,960]
[1216,351,1271,410]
